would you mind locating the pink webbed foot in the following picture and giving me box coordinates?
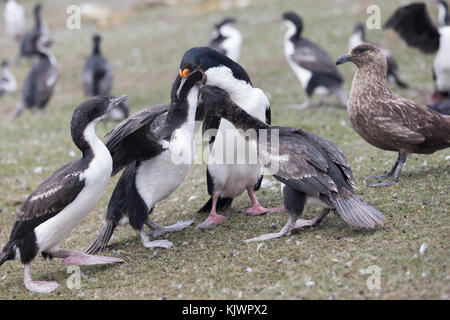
[195,214,228,229]
[62,252,124,266]
[244,205,285,216]
[25,280,60,293]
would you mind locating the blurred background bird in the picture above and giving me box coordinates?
[3,0,27,42]
[0,60,17,97]
[82,34,113,97]
[281,11,346,109]
[82,34,129,121]
[11,36,57,118]
[16,3,52,64]
[384,2,450,105]
[208,17,242,62]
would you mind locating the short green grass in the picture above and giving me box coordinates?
[0,0,448,299]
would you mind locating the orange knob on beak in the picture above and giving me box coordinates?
[179,68,190,78]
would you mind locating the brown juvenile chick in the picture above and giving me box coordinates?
[336,43,450,187]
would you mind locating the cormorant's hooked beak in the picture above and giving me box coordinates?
[107,95,128,111]
[336,54,353,65]
[176,67,207,99]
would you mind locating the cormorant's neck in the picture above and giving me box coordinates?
[93,42,101,55]
[355,30,365,42]
[36,44,57,66]
[219,24,240,39]
[158,86,199,139]
[216,101,269,136]
[205,67,253,100]
[285,21,301,40]
[72,120,101,160]
[34,10,41,29]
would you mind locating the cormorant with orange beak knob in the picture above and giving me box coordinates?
[175,47,282,230]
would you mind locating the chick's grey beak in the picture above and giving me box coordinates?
[201,70,207,86]
[176,69,207,99]
[107,95,128,111]
[176,77,187,100]
[336,54,353,65]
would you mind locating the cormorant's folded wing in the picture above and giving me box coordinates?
[292,38,343,82]
[304,131,356,189]
[105,104,170,174]
[269,127,339,198]
[10,161,85,241]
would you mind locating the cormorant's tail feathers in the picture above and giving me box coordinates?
[197,197,233,213]
[86,220,117,255]
[333,196,385,229]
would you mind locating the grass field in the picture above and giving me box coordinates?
[0,0,448,299]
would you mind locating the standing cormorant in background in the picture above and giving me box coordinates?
[83,35,112,97]
[177,47,280,230]
[86,70,205,254]
[336,44,450,187]
[0,96,126,293]
[16,3,52,63]
[11,36,58,118]
[198,85,385,242]
[384,2,450,104]
[0,60,17,96]
[3,0,27,42]
[348,23,408,88]
[281,11,346,109]
[209,17,242,62]
[82,34,127,121]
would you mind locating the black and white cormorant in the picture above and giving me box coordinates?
[349,23,408,88]
[198,85,385,241]
[86,69,205,254]
[11,37,58,118]
[384,2,450,102]
[209,17,242,62]
[0,60,17,96]
[3,0,27,42]
[281,11,347,109]
[82,34,127,121]
[83,34,113,97]
[177,47,280,229]
[0,96,127,293]
[16,3,51,63]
